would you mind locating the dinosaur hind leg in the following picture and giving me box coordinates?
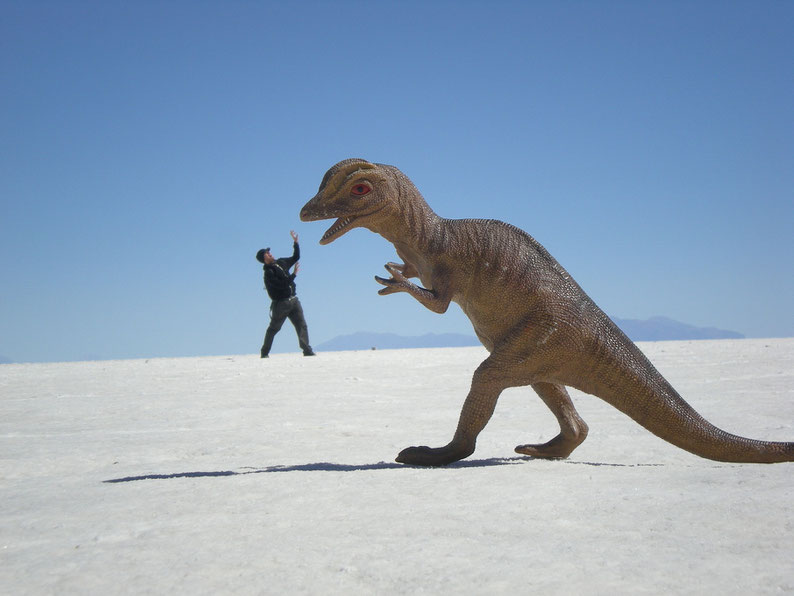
[396,356,507,466]
[515,382,588,459]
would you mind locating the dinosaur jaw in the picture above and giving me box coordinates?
[320,216,359,245]
[301,193,386,245]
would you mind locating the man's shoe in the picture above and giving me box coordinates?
[303,351,316,357]
[260,353,269,358]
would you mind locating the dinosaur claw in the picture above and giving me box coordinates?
[395,443,474,466]
[514,435,581,459]
[375,275,402,295]
[383,263,407,282]
[395,446,436,465]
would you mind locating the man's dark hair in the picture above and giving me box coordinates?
[255,248,270,264]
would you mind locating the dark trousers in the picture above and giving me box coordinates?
[262,296,312,356]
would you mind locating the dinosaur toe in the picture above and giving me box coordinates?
[515,435,581,459]
[396,443,474,466]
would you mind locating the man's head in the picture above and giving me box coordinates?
[256,248,275,264]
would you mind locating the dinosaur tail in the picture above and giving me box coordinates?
[622,387,794,463]
[580,334,794,464]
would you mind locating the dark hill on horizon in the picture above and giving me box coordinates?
[316,316,744,352]
[0,317,747,363]
[316,332,480,352]
[613,315,743,342]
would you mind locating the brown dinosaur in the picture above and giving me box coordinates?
[299,158,794,466]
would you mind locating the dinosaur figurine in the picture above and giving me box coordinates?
[300,158,794,466]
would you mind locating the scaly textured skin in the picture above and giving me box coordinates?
[300,158,794,466]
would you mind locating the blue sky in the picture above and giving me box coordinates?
[1,0,792,362]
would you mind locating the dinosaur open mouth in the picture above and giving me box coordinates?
[320,216,356,245]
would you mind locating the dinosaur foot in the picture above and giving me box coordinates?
[515,435,582,460]
[396,443,474,467]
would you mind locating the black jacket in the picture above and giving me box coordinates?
[263,242,299,301]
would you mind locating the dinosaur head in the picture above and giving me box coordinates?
[300,158,399,245]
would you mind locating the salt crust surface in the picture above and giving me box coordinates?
[1,338,793,594]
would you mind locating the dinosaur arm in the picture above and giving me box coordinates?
[374,263,452,314]
[385,260,418,279]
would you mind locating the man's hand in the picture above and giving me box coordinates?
[290,230,299,243]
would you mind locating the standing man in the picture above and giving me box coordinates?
[256,230,315,358]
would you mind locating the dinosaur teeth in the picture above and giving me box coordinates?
[321,216,354,243]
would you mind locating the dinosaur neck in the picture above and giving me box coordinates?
[371,169,443,252]
[375,194,442,254]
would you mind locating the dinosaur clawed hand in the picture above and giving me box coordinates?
[375,262,411,296]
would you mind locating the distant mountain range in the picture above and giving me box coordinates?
[316,332,480,352]
[0,317,745,363]
[612,316,743,342]
[315,316,744,352]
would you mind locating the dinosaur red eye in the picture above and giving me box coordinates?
[351,184,371,196]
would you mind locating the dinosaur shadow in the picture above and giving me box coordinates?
[103,457,670,484]
[103,456,530,483]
